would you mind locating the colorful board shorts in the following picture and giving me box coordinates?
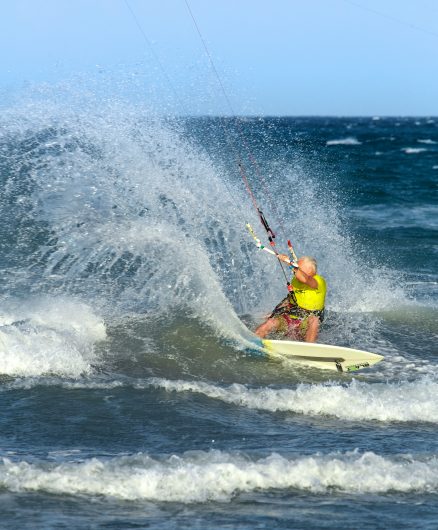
[276,308,325,338]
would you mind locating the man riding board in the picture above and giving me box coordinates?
[255,256,326,343]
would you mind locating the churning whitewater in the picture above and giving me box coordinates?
[2,451,438,502]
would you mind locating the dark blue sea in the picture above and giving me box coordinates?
[0,95,437,528]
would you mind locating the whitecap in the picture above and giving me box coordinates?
[1,450,438,501]
[8,374,438,424]
[402,147,427,154]
[326,137,361,146]
[148,377,438,423]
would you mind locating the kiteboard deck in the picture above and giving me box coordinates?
[261,339,384,372]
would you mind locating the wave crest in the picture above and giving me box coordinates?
[149,376,438,423]
[2,450,437,502]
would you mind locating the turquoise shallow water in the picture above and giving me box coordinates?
[0,103,437,528]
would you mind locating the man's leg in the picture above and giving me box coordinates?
[255,317,280,338]
[304,315,320,343]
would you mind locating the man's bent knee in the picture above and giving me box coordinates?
[255,317,279,338]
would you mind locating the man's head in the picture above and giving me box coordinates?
[298,256,317,276]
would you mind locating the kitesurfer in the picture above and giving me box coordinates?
[255,256,326,342]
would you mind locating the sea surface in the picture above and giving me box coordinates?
[0,97,437,528]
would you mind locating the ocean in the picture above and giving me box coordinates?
[0,97,437,528]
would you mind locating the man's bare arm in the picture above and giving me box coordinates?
[295,268,318,289]
[277,254,318,289]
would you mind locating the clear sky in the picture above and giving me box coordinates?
[2,0,438,116]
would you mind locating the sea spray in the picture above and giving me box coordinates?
[0,97,408,328]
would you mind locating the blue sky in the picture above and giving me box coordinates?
[2,0,438,115]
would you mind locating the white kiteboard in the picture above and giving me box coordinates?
[262,339,384,372]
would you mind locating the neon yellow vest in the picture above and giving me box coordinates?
[291,274,326,311]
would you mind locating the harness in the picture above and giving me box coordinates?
[270,295,325,323]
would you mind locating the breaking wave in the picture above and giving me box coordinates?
[2,450,438,502]
[326,137,361,146]
[402,147,427,154]
[5,375,438,424]
[0,297,105,377]
[149,377,438,423]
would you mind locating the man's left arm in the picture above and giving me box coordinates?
[294,268,318,289]
[276,253,318,288]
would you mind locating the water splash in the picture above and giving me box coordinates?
[0,296,105,377]
[0,89,412,356]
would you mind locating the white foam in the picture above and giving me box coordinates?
[0,376,125,391]
[417,139,436,145]
[148,377,438,423]
[402,147,427,154]
[6,372,438,424]
[326,137,361,146]
[1,450,438,502]
[0,297,106,377]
